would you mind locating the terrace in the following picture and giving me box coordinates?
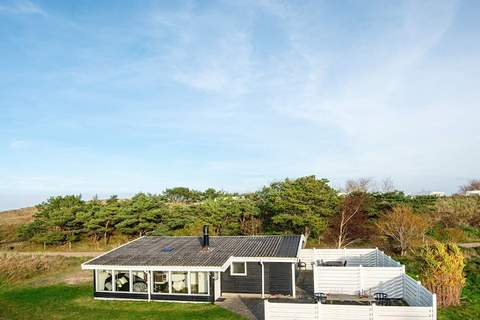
[264,248,437,320]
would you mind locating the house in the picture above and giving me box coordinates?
[81,226,304,303]
[466,190,480,196]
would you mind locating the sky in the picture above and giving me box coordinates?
[1,0,479,210]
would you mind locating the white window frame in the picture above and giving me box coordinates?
[130,270,148,294]
[95,269,210,296]
[230,261,247,276]
[95,269,115,293]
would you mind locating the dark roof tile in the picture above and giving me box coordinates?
[85,235,301,267]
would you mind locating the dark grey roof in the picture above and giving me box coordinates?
[85,235,302,267]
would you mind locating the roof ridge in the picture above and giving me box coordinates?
[143,235,301,238]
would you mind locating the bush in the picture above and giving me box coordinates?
[418,242,465,307]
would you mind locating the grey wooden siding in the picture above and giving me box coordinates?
[268,262,292,294]
[221,262,292,294]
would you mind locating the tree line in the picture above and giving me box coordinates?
[15,176,480,255]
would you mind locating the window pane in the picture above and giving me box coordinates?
[153,271,169,293]
[232,262,246,274]
[171,272,188,294]
[97,270,113,291]
[190,272,209,294]
[114,271,130,292]
[132,271,148,293]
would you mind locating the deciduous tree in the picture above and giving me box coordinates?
[376,205,430,256]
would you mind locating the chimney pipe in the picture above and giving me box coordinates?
[203,225,209,248]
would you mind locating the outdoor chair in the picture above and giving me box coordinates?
[298,261,307,269]
[374,292,389,306]
[314,292,327,304]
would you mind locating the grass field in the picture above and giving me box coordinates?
[0,284,244,320]
[0,254,243,320]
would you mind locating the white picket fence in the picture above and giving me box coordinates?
[299,248,401,269]
[264,300,436,320]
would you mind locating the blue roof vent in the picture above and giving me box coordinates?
[161,246,174,253]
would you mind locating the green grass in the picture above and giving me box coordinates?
[438,283,480,319]
[0,284,244,320]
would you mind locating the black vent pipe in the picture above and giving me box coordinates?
[203,225,209,248]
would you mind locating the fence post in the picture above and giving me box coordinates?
[359,265,364,294]
[375,247,378,267]
[313,247,317,268]
[344,247,347,260]
[432,293,437,320]
[370,303,375,320]
[316,301,321,320]
[264,299,269,320]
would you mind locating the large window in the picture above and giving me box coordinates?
[231,262,247,276]
[114,271,130,292]
[132,271,148,293]
[96,270,113,291]
[153,271,169,293]
[171,272,188,294]
[98,270,210,295]
[190,272,209,294]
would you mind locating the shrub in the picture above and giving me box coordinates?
[418,242,465,307]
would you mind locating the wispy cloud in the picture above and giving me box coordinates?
[0,0,45,16]
[8,139,31,150]
[0,0,478,210]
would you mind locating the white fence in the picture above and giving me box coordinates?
[403,274,435,307]
[313,266,434,307]
[282,248,437,320]
[299,248,400,269]
[264,300,436,320]
[313,266,405,296]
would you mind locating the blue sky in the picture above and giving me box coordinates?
[1,0,479,210]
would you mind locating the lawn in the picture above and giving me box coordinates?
[0,284,244,320]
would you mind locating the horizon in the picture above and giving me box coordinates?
[1,0,480,211]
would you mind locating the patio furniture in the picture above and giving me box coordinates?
[314,292,327,304]
[374,292,389,306]
[297,261,307,269]
[326,293,377,305]
[321,260,347,267]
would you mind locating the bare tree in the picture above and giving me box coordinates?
[329,192,369,248]
[345,177,372,193]
[376,206,430,256]
[380,177,395,193]
[459,179,480,194]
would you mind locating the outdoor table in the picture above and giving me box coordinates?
[326,293,377,305]
[321,260,346,267]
